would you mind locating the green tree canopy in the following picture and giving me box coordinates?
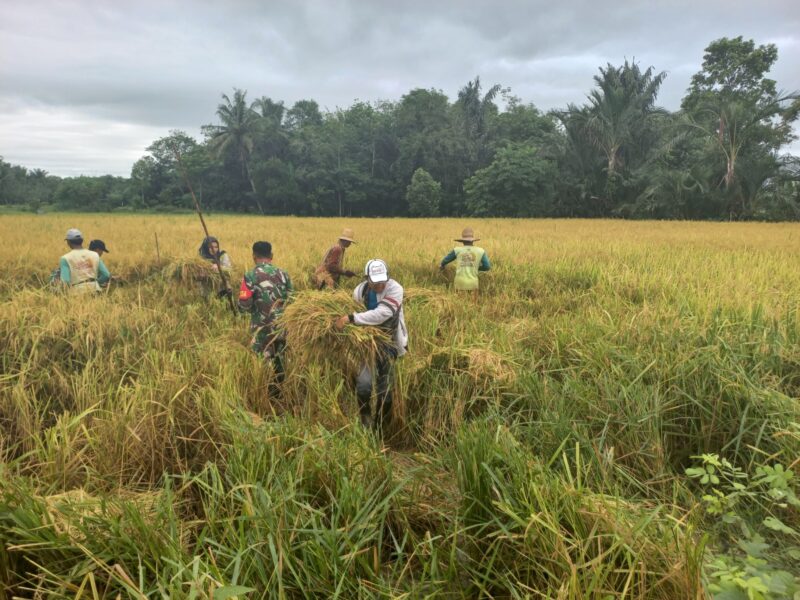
[465,145,557,217]
[406,168,441,217]
[681,37,799,217]
[4,36,799,221]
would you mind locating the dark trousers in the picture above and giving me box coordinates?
[355,354,395,434]
[262,338,285,399]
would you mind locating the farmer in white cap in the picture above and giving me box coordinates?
[313,227,358,290]
[58,228,111,294]
[335,259,408,434]
[439,227,491,293]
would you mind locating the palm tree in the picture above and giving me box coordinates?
[204,89,264,213]
[555,62,667,212]
[252,96,285,126]
[686,92,798,192]
[457,77,501,138]
[456,76,503,170]
[578,62,667,177]
[251,96,289,162]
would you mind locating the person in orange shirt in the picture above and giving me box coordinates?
[313,228,357,290]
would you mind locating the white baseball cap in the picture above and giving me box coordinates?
[364,259,389,283]
[65,228,83,241]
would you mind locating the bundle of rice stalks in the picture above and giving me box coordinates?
[162,258,218,284]
[281,290,392,377]
[427,345,517,385]
[110,260,164,284]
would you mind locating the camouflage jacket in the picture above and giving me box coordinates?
[238,262,293,330]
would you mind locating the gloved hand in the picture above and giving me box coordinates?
[217,288,232,299]
[344,270,356,277]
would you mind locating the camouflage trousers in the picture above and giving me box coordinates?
[251,325,287,391]
[250,324,285,358]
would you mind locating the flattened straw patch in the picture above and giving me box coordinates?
[466,347,516,384]
[44,489,162,542]
[427,346,516,385]
[404,287,452,309]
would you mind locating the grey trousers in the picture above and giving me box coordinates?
[355,354,395,433]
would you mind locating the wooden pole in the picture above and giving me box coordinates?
[171,146,237,316]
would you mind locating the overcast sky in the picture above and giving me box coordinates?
[1,0,799,177]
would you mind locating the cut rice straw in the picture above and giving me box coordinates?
[162,258,218,284]
[281,290,392,377]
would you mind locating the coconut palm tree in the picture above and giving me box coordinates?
[204,89,264,213]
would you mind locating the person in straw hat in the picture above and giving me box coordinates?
[313,227,358,290]
[439,227,491,293]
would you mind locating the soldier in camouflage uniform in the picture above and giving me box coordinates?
[238,241,293,394]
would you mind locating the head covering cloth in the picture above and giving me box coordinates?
[199,236,221,260]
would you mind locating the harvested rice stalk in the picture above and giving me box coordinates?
[44,489,161,542]
[281,290,392,377]
[162,258,217,284]
[427,345,516,385]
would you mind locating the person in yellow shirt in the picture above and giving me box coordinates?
[439,227,491,293]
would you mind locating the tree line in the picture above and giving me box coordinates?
[2,37,799,220]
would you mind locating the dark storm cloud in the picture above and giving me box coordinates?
[1,0,798,175]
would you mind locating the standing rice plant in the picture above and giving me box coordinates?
[3,214,800,596]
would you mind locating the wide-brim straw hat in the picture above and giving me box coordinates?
[339,228,357,243]
[455,227,479,242]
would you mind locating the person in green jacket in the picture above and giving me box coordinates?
[439,227,491,292]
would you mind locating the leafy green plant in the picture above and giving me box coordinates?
[687,453,800,599]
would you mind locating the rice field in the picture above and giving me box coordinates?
[1,214,799,599]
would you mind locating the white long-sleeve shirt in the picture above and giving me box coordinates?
[352,279,408,357]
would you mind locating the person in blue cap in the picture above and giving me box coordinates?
[57,228,111,294]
